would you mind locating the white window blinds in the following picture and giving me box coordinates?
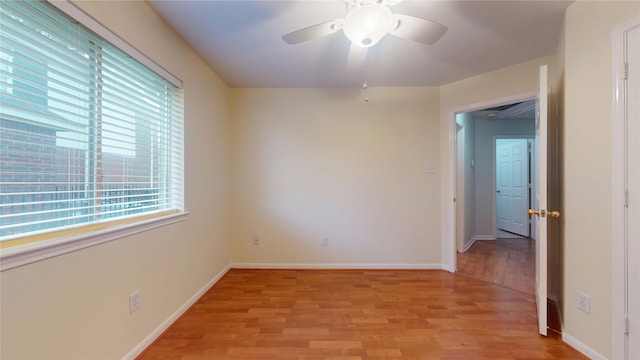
[0,0,184,240]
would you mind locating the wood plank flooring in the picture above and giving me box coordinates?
[456,238,535,294]
[138,269,585,360]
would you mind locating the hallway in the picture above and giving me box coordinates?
[456,236,535,294]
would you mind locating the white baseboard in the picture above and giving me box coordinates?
[473,235,497,241]
[562,332,607,360]
[461,235,496,252]
[230,263,445,270]
[440,264,455,273]
[462,237,477,252]
[122,264,231,360]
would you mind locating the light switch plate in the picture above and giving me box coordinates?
[425,164,436,174]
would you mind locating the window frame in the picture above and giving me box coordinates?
[0,212,188,271]
[0,0,187,271]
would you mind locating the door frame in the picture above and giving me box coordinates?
[456,123,465,252]
[611,16,640,360]
[445,92,536,271]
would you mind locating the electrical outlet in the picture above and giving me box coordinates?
[253,236,260,246]
[129,290,141,314]
[576,291,591,314]
[322,235,328,246]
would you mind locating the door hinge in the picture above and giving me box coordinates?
[625,317,630,335]
[623,62,629,80]
[624,190,629,207]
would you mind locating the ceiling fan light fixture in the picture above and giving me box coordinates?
[343,3,394,47]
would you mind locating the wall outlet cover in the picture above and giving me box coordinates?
[576,291,591,314]
[129,290,141,313]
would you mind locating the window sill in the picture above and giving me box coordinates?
[0,212,189,271]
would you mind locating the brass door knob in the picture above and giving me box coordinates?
[528,209,545,217]
[528,209,560,218]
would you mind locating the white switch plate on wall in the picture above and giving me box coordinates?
[425,164,436,174]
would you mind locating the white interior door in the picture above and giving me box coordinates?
[496,139,530,237]
[532,64,549,336]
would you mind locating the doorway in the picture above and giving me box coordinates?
[454,99,536,293]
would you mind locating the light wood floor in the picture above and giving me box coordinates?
[457,238,535,294]
[138,269,585,359]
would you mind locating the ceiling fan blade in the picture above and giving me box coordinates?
[389,14,448,45]
[347,43,368,71]
[282,20,342,45]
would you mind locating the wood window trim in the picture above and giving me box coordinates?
[0,211,188,271]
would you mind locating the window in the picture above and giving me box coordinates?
[0,1,184,243]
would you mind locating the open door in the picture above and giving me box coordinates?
[529,64,560,336]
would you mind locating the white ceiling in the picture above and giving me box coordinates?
[146,0,572,88]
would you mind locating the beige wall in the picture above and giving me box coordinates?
[562,1,639,357]
[0,1,232,359]
[230,87,442,266]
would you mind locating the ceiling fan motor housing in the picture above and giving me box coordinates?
[343,3,395,47]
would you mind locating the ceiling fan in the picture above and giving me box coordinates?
[282,0,448,68]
